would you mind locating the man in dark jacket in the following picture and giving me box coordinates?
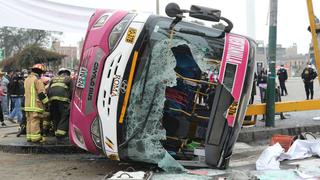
[7,71,24,124]
[301,64,318,100]
[277,64,288,96]
[48,68,73,140]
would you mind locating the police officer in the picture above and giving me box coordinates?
[277,64,288,96]
[301,64,317,100]
[24,64,49,143]
[48,68,73,140]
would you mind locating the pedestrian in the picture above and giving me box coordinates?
[257,68,268,121]
[250,72,258,104]
[0,71,6,127]
[301,63,317,100]
[257,68,268,103]
[7,71,24,124]
[277,64,288,96]
[17,69,29,137]
[1,69,14,120]
[48,68,73,141]
[24,64,49,143]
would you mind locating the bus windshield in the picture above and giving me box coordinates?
[122,17,225,170]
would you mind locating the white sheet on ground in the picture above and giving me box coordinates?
[256,140,320,170]
[256,143,284,170]
[279,139,320,161]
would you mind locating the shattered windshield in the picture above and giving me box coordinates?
[122,17,225,171]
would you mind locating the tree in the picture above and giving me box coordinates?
[0,27,60,58]
[0,45,65,71]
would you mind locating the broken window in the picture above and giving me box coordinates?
[121,18,224,171]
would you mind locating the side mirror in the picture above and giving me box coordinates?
[189,5,221,22]
[165,3,183,17]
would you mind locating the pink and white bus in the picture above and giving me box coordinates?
[69,4,256,170]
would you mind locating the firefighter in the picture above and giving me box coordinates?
[48,68,73,140]
[24,64,49,143]
[40,75,52,138]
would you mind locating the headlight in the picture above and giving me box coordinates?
[91,116,102,149]
[108,14,135,51]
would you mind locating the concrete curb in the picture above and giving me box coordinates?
[0,142,87,154]
[0,134,87,154]
[238,124,320,143]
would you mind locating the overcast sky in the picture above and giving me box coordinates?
[51,0,320,54]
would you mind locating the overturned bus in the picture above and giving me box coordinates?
[69,3,256,171]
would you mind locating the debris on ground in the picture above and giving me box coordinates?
[256,136,320,171]
[104,171,153,180]
[256,143,284,170]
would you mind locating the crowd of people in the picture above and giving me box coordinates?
[0,64,74,143]
[256,63,318,102]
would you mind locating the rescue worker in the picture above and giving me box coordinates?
[48,68,73,140]
[40,75,52,138]
[301,63,318,100]
[277,64,288,96]
[24,64,49,143]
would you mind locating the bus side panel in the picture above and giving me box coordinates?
[205,85,233,167]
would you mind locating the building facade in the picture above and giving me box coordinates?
[256,41,309,77]
[52,41,78,70]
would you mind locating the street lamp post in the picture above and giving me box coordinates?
[266,0,278,127]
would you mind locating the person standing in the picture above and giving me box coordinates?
[17,69,29,137]
[0,71,5,127]
[277,64,288,96]
[7,71,24,124]
[48,68,73,141]
[1,69,13,119]
[24,64,49,143]
[257,68,268,121]
[257,68,268,103]
[301,64,318,100]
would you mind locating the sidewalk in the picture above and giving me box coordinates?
[239,113,320,143]
[0,121,85,154]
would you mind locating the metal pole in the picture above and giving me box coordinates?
[266,0,278,127]
[156,0,160,15]
[306,0,320,85]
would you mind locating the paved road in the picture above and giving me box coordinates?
[0,142,266,180]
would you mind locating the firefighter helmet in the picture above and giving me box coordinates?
[32,64,46,72]
[58,68,71,76]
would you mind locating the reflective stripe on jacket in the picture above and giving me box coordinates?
[48,76,72,102]
[24,73,48,112]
